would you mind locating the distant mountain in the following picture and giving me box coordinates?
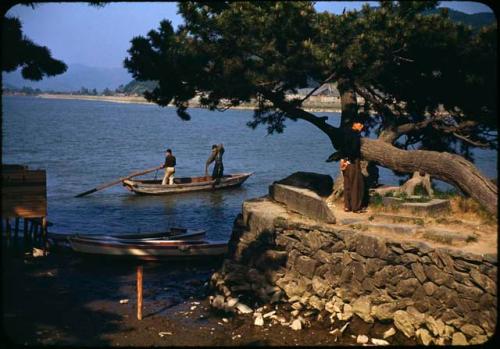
[428,8,496,29]
[2,64,132,92]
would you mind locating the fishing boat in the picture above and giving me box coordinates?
[68,237,228,260]
[48,227,205,246]
[122,172,252,195]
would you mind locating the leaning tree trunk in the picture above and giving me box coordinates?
[360,138,498,214]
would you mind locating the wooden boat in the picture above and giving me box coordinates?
[122,172,252,195]
[68,237,228,259]
[48,228,205,246]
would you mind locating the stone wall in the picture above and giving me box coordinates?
[210,197,497,345]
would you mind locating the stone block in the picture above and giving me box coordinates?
[269,184,336,223]
[294,255,317,278]
[400,199,451,217]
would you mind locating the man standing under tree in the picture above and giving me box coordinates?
[205,144,225,181]
[161,148,176,185]
[340,121,366,213]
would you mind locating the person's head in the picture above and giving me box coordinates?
[212,144,217,150]
[351,120,364,132]
[166,149,172,155]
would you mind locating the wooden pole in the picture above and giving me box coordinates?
[75,165,163,198]
[42,217,47,255]
[137,265,143,320]
[23,219,29,242]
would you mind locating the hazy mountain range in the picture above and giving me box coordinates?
[2,64,132,92]
[2,8,495,93]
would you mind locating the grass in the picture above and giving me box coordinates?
[422,232,453,245]
[465,235,478,243]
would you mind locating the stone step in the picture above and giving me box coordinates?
[381,198,451,217]
[353,223,419,236]
[370,213,425,226]
[338,217,367,226]
[420,229,479,245]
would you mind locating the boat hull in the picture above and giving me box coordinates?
[122,172,252,195]
[69,238,228,260]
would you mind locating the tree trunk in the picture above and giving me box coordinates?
[337,79,358,127]
[359,138,497,214]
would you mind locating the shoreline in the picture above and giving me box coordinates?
[33,93,343,113]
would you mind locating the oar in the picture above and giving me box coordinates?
[75,165,164,198]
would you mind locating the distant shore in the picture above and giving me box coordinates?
[36,93,342,113]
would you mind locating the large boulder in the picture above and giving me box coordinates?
[270,184,336,223]
[275,172,333,197]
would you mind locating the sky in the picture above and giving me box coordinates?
[5,1,495,69]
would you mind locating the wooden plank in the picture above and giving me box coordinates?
[1,171,46,181]
[137,265,143,320]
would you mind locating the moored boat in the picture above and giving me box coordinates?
[48,227,205,246]
[68,237,228,260]
[122,172,252,195]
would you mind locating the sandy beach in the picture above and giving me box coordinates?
[37,93,343,113]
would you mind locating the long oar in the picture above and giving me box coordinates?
[75,165,163,198]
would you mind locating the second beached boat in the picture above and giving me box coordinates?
[122,172,252,195]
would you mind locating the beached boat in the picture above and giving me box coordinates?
[68,237,228,259]
[122,172,252,195]
[48,227,205,246]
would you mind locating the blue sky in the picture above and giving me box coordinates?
[6,1,494,69]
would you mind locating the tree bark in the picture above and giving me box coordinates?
[360,138,497,213]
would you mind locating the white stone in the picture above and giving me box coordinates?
[263,310,276,318]
[119,299,129,304]
[226,297,239,307]
[371,338,390,345]
[383,327,396,339]
[416,328,434,346]
[32,248,45,257]
[254,314,264,326]
[340,322,350,333]
[291,310,300,317]
[357,335,369,344]
[235,302,253,314]
[222,318,228,323]
[290,319,302,331]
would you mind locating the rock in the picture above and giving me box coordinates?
[397,278,420,297]
[406,306,426,327]
[383,327,396,339]
[353,234,388,259]
[222,318,229,323]
[470,269,496,295]
[352,296,373,323]
[270,290,283,304]
[226,297,239,308]
[325,300,336,314]
[308,295,325,311]
[270,183,336,223]
[254,313,264,326]
[312,276,331,298]
[263,311,276,318]
[274,171,333,197]
[282,277,309,298]
[290,319,302,331]
[452,332,468,345]
[329,328,340,342]
[460,324,484,337]
[211,295,225,310]
[294,255,317,278]
[416,328,433,346]
[411,263,427,283]
[371,302,396,321]
[291,310,300,317]
[291,302,303,310]
[235,302,253,314]
[422,282,438,296]
[338,304,353,321]
[371,338,390,345]
[424,265,453,286]
[424,316,445,337]
[119,299,129,304]
[469,335,488,345]
[356,335,369,344]
[393,310,415,338]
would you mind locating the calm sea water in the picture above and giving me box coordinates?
[2,96,497,239]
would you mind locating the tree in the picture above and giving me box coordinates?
[2,17,67,80]
[124,1,497,213]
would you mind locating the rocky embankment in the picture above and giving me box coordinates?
[208,178,497,346]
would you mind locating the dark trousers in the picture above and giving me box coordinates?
[212,161,224,179]
[343,158,364,211]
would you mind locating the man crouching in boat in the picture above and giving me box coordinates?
[205,144,224,182]
[162,148,176,185]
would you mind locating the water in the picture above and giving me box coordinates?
[2,96,497,239]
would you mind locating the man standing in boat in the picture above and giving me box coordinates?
[205,144,224,181]
[162,148,176,185]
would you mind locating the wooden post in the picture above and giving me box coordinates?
[42,217,47,255]
[137,265,143,320]
[23,219,29,242]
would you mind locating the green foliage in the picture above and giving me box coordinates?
[2,17,67,80]
[117,80,159,95]
[124,1,497,154]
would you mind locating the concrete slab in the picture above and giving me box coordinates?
[269,184,336,224]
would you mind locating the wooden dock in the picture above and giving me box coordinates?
[1,164,48,247]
